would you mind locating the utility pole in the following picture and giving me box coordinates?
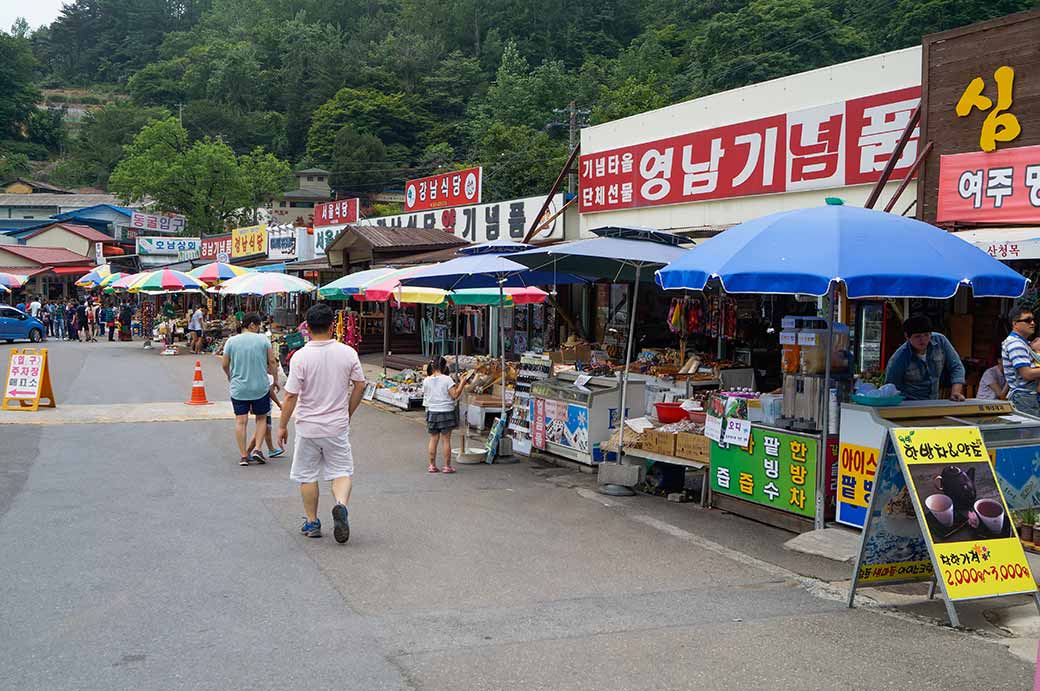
[568,101,577,196]
[550,102,590,198]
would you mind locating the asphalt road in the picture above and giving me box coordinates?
[0,341,1034,690]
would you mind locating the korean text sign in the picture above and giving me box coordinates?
[711,427,818,518]
[200,234,232,261]
[3,348,55,412]
[136,237,201,256]
[580,86,920,212]
[314,198,359,227]
[130,211,186,234]
[936,144,1040,223]
[405,166,482,212]
[5,352,44,399]
[894,427,1034,600]
[231,224,268,260]
[362,194,564,244]
[850,441,934,585]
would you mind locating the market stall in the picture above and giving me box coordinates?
[655,203,1029,531]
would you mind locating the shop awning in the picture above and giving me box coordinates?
[951,227,1040,261]
[52,265,97,275]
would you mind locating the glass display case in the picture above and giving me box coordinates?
[530,371,647,465]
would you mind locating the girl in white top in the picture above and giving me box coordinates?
[422,356,473,474]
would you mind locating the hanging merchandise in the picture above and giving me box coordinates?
[345,312,360,349]
[335,309,345,342]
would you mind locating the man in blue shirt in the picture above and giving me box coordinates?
[1001,306,1040,415]
[885,316,966,401]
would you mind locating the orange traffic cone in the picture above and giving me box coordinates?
[185,360,213,406]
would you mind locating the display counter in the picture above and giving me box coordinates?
[708,423,838,533]
[837,399,1040,528]
[531,372,647,465]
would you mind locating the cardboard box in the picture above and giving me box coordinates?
[560,344,592,364]
[644,429,677,456]
[676,432,711,463]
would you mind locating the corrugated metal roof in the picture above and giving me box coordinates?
[351,225,469,249]
[0,245,91,265]
[375,244,472,267]
[24,223,113,243]
[0,193,125,207]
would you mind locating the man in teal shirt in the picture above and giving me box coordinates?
[222,312,277,465]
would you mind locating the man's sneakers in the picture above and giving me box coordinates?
[269,448,285,458]
[300,518,321,538]
[250,450,266,464]
[332,504,350,544]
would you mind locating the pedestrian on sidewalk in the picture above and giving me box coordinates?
[422,356,473,474]
[67,302,79,342]
[223,312,278,466]
[52,301,66,340]
[189,304,205,354]
[277,303,366,543]
[247,374,285,460]
[119,302,133,341]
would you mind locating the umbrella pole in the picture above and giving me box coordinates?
[616,265,641,466]
[817,285,835,531]
[499,280,506,434]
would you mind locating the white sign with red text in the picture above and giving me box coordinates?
[579,87,921,213]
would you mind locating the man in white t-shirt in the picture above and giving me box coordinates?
[188,305,205,354]
[278,303,366,543]
[28,297,41,318]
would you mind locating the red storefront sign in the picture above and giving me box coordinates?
[314,198,359,227]
[200,234,232,261]
[405,166,482,212]
[936,144,1040,223]
[580,86,920,212]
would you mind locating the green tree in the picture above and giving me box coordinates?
[472,122,566,201]
[686,0,870,96]
[0,150,31,180]
[0,32,40,141]
[239,147,291,222]
[110,117,289,234]
[54,102,168,188]
[306,88,425,166]
[329,125,389,193]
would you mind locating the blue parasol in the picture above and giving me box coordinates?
[654,204,1027,299]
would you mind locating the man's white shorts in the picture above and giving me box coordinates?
[289,432,354,483]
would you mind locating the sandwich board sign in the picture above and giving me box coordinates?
[3,348,56,412]
[848,426,1038,626]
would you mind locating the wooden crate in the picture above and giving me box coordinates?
[643,429,677,456]
[675,432,711,463]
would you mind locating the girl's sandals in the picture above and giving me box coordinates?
[428,464,440,473]
[441,465,456,474]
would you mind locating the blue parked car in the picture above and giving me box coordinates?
[0,305,45,343]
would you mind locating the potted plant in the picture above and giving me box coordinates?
[1019,508,1037,544]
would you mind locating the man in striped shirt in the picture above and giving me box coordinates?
[1001,306,1040,415]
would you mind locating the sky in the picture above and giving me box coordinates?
[1,0,65,33]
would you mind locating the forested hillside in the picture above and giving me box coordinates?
[1,0,1034,214]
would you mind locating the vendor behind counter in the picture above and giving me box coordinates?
[884,316,965,402]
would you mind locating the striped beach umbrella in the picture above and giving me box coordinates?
[215,272,315,295]
[0,271,29,289]
[188,262,251,285]
[75,264,113,288]
[129,269,207,293]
